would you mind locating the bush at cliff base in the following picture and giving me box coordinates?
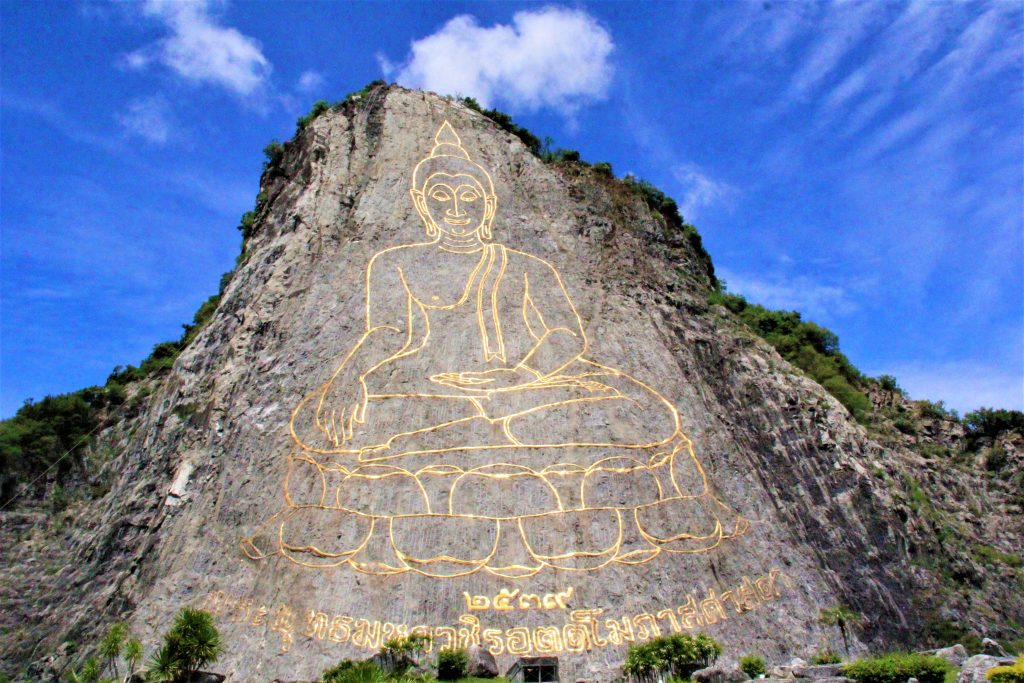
[740,654,767,678]
[842,653,951,683]
[623,633,722,682]
[987,656,1024,683]
[437,648,469,681]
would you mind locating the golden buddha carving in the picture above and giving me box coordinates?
[242,121,747,578]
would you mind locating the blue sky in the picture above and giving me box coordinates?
[1,0,1021,417]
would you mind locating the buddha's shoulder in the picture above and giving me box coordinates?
[502,246,560,275]
[367,243,430,269]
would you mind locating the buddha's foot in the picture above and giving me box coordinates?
[279,506,374,568]
[634,494,748,554]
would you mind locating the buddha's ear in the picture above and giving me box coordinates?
[481,195,497,240]
[410,188,437,237]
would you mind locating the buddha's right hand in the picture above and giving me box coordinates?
[314,379,368,447]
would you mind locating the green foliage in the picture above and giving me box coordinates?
[98,623,126,678]
[922,618,983,653]
[592,161,614,177]
[986,445,1009,472]
[739,654,767,678]
[973,543,1022,568]
[297,100,331,134]
[263,139,285,178]
[238,210,257,241]
[892,411,917,435]
[987,656,1024,683]
[337,80,388,108]
[437,648,469,681]
[380,633,432,674]
[322,660,387,683]
[146,608,222,682]
[919,400,957,420]
[811,650,842,664]
[962,408,1024,452]
[461,97,542,156]
[624,175,718,288]
[878,375,901,392]
[0,391,100,503]
[842,653,951,683]
[124,637,143,680]
[623,633,722,682]
[181,294,221,347]
[708,290,870,421]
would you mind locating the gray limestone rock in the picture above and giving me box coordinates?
[957,655,1017,683]
[694,665,753,683]
[772,658,809,678]
[794,664,844,679]
[922,645,968,668]
[467,644,499,678]
[982,639,1010,657]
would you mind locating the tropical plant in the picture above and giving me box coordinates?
[819,605,864,656]
[437,647,468,680]
[380,633,432,673]
[322,660,388,683]
[740,654,767,678]
[145,608,222,682]
[623,633,722,682]
[98,623,126,680]
[842,653,950,683]
[124,637,144,682]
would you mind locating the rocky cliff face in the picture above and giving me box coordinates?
[1,85,1020,682]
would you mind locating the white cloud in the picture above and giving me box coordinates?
[381,6,614,116]
[671,163,736,220]
[720,269,858,322]
[296,70,325,93]
[117,95,173,144]
[873,360,1024,415]
[123,0,271,97]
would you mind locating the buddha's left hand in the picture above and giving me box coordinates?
[430,367,539,393]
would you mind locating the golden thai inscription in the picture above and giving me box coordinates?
[201,568,790,655]
[464,586,574,611]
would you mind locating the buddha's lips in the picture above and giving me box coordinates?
[444,216,471,225]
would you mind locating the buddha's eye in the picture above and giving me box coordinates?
[429,189,452,201]
[459,190,479,202]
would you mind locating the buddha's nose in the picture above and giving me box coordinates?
[447,198,466,216]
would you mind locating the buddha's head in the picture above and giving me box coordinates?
[411,121,497,240]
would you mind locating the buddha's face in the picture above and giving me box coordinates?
[414,172,496,237]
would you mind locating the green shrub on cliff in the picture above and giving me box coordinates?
[437,648,468,680]
[322,660,387,683]
[708,291,871,421]
[740,654,767,678]
[842,653,950,683]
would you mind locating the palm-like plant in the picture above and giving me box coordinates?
[123,638,143,683]
[820,605,864,656]
[98,623,127,680]
[168,608,222,678]
[145,643,182,683]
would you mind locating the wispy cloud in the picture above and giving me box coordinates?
[296,70,325,94]
[671,163,736,221]
[380,6,614,117]
[122,0,271,97]
[117,95,174,144]
[720,269,859,322]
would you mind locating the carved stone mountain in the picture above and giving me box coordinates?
[2,85,1020,682]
